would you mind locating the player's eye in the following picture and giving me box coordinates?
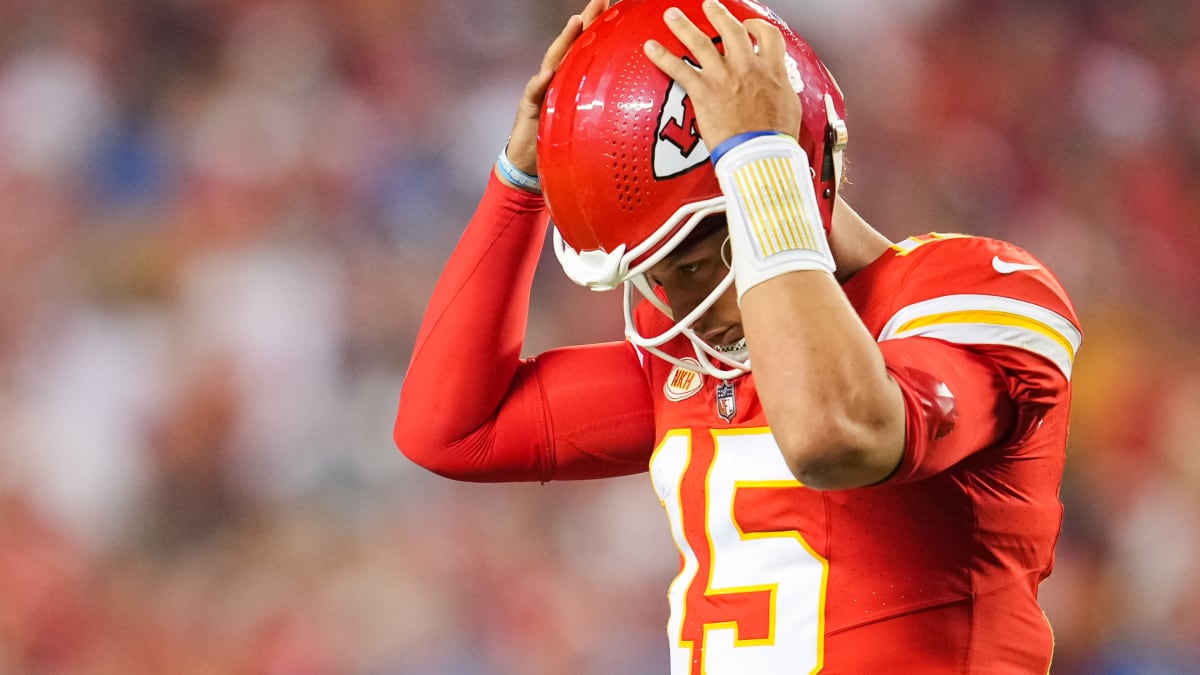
[677,261,702,275]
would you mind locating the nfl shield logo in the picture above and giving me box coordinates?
[716,381,736,422]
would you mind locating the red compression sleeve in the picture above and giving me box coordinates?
[395,175,655,482]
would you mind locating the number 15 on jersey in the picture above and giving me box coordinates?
[651,428,829,675]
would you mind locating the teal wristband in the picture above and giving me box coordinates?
[710,131,784,166]
[496,144,542,193]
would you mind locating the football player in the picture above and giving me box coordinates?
[395,0,1082,672]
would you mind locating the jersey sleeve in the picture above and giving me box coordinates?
[394,174,656,482]
[870,236,1083,484]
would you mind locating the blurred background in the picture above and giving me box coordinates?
[0,0,1197,672]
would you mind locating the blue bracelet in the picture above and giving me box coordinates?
[709,131,785,166]
[496,143,542,193]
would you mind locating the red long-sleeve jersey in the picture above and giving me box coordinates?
[396,177,1082,674]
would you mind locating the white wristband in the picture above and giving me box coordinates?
[714,134,835,301]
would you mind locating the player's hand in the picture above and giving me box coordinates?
[642,0,801,150]
[504,0,609,178]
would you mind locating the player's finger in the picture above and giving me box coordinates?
[521,69,554,113]
[701,0,753,61]
[643,39,702,91]
[540,14,584,75]
[580,0,610,29]
[744,18,784,61]
[661,6,723,69]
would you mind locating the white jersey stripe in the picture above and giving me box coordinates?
[878,294,1081,379]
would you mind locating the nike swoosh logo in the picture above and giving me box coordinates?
[992,256,1041,274]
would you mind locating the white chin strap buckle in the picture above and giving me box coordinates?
[552,228,626,291]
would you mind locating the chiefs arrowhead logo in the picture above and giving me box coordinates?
[651,53,804,181]
[653,59,710,180]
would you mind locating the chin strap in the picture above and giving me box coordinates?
[825,94,849,190]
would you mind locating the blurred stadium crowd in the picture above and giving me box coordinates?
[0,0,1197,672]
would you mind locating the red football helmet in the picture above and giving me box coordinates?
[538,0,847,378]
